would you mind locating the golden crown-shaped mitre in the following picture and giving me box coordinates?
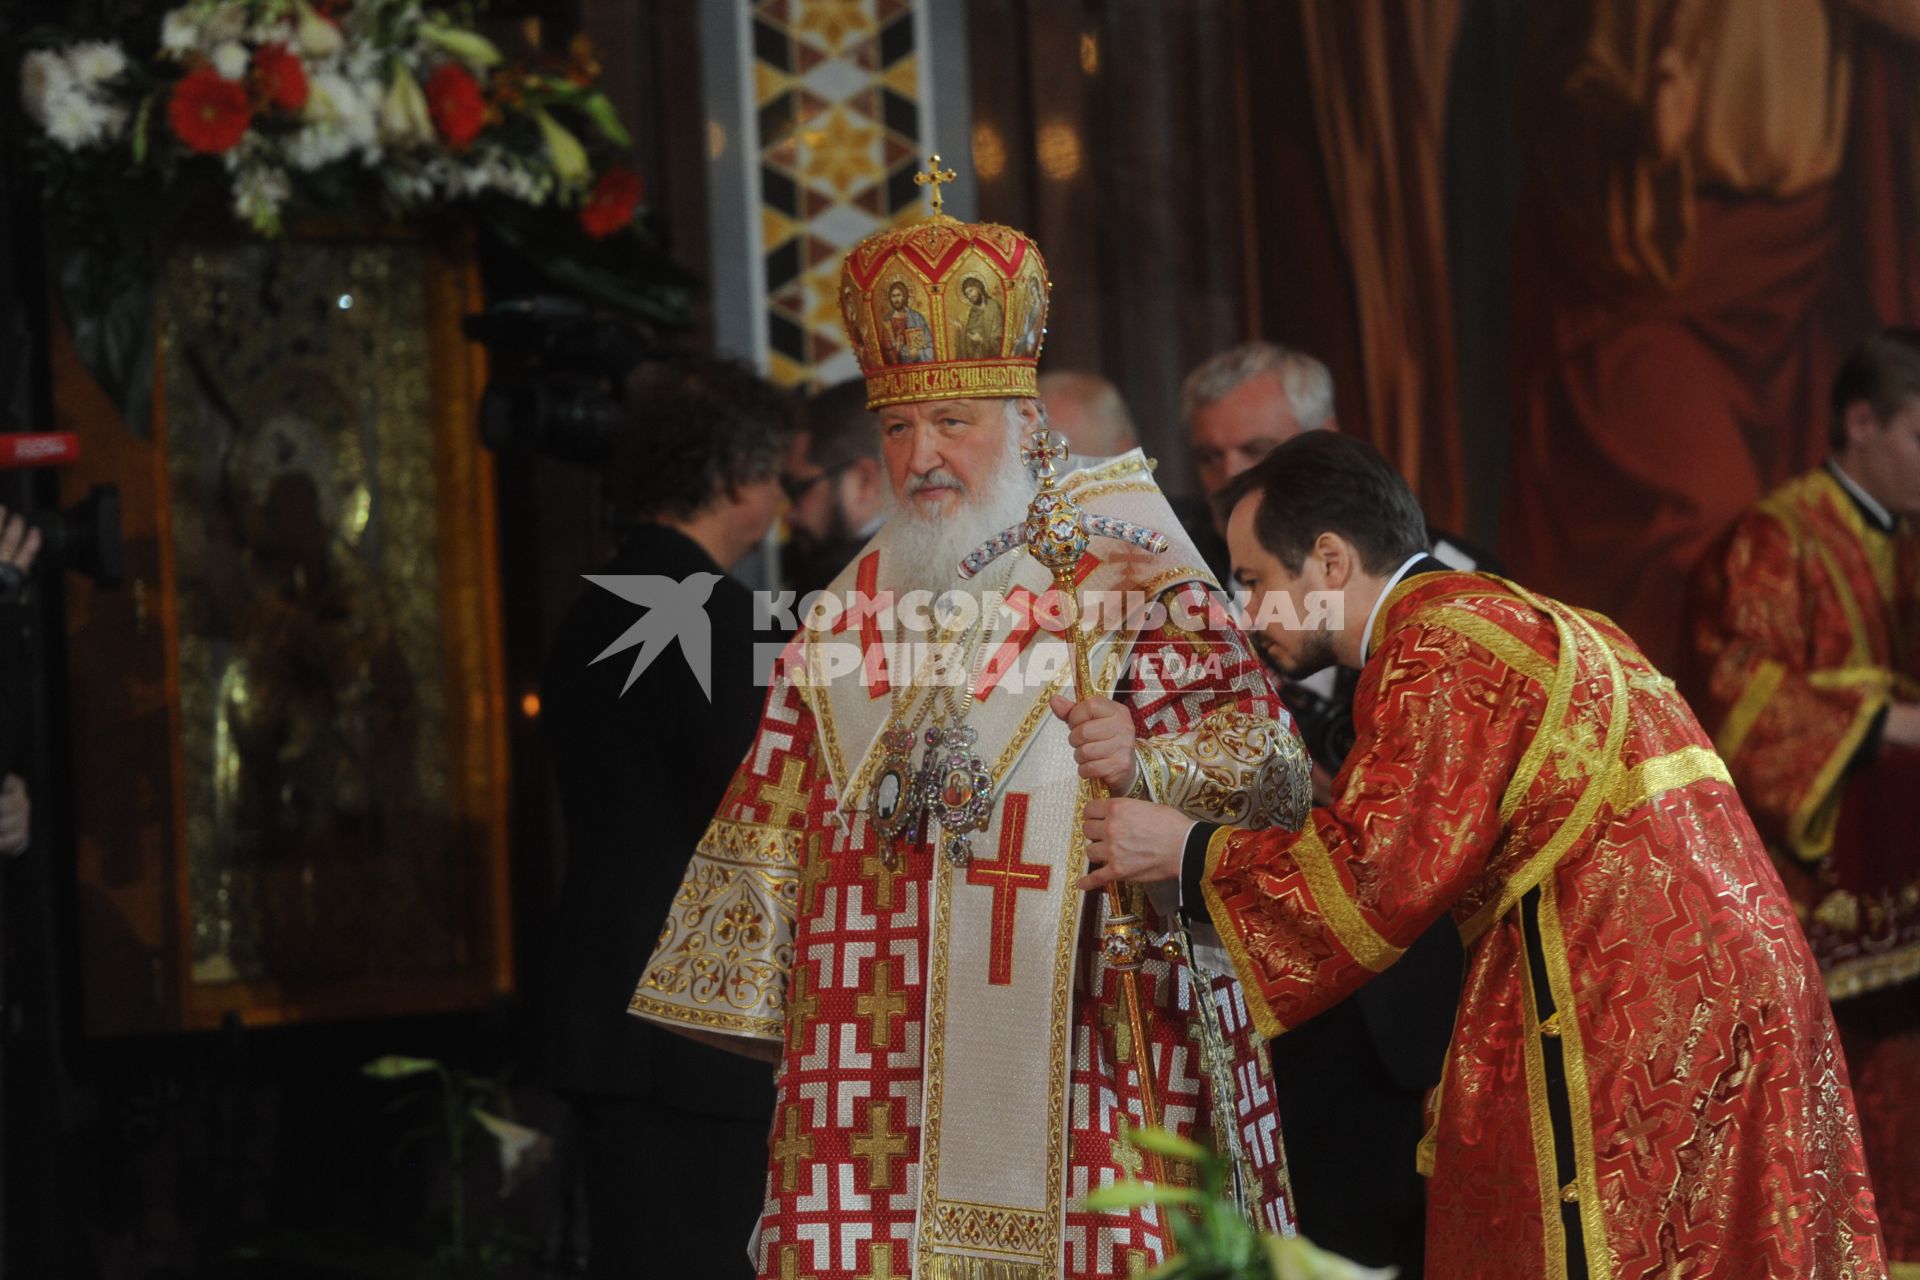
[839,157,1050,409]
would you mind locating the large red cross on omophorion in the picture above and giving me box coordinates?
[834,551,892,698]
[964,792,1051,985]
[976,552,1099,702]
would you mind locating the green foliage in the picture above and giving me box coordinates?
[1079,1127,1398,1280]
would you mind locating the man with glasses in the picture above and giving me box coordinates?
[780,378,892,596]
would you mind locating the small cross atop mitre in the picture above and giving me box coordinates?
[913,154,959,217]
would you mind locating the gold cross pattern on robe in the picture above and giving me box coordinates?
[855,956,907,1049]
[772,1105,814,1192]
[851,1100,908,1192]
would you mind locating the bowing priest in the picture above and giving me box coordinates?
[630,175,1309,1280]
[1077,430,1888,1278]
[1684,327,1920,1269]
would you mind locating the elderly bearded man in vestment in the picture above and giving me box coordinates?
[630,190,1306,1279]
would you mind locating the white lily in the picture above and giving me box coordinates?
[379,62,434,145]
[416,22,501,69]
[533,109,589,183]
[471,1108,553,1192]
[291,0,343,59]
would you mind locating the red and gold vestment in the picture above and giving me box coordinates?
[1686,465,1920,1266]
[1205,572,1885,1278]
[633,456,1305,1279]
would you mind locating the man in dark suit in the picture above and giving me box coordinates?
[1173,342,1484,1275]
[538,358,798,1278]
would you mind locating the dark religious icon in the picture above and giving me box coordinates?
[879,278,934,364]
[952,273,1004,359]
[1011,270,1045,358]
[840,283,868,358]
[869,725,921,855]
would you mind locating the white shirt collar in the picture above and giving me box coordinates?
[1360,552,1428,666]
[1825,460,1896,533]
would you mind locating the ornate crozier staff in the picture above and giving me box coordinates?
[958,427,1173,1179]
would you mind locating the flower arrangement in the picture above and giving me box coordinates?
[21,0,645,238]
[17,0,693,432]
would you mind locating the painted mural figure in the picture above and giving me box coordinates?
[879,279,933,364]
[952,274,1003,359]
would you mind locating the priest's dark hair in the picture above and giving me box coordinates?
[606,355,801,522]
[1215,431,1428,575]
[801,378,881,472]
[1830,327,1920,450]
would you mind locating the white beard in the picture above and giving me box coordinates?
[876,414,1037,597]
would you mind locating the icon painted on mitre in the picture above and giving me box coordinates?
[879,279,934,365]
[952,273,1005,359]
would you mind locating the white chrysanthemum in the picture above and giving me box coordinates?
[210,41,249,81]
[159,10,200,54]
[44,88,114,150]
[19,49,74,126]
[232,165,291,232]
[69,41,127,85]
[211,41,251,81]
[301,71,381,165]
[341,43,382,85]
[201,6,248,45]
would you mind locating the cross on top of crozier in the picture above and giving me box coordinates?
[1020,430,1069,480]
[914,154,958,217]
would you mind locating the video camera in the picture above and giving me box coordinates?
[463,296,656,467]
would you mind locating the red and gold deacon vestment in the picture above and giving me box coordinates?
[632,455,1304,1280]
[1687,465,1920,1268]
[1204,571,1886,1279]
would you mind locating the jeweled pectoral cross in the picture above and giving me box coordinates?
[914,154,958,217]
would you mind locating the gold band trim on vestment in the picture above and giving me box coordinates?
[1462,591,1630,945]
[1713,658,1782,763]
[625,992,783,1039]
[1430,607,1558,690]
[1788,676,1892,863]
[1826,940,1920,1002]
[1516,915,1569,1278]
[1202,825,1286,1040]
[925,1257,1048,1280]
[1496,588,1580,827]
[1889,1260,1920,1280]
[1608,745,1731,812]
[1539,879,1616,1279]
[1292,824,1404,973]
[864,360,1038,408]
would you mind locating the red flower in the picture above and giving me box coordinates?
[579,166,645,238]
[425,63,486,147]
[168,68,253,155]
[252,44,308,112]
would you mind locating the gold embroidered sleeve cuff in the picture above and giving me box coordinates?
[1132,708,1311,831]
[628,816,800,1041]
